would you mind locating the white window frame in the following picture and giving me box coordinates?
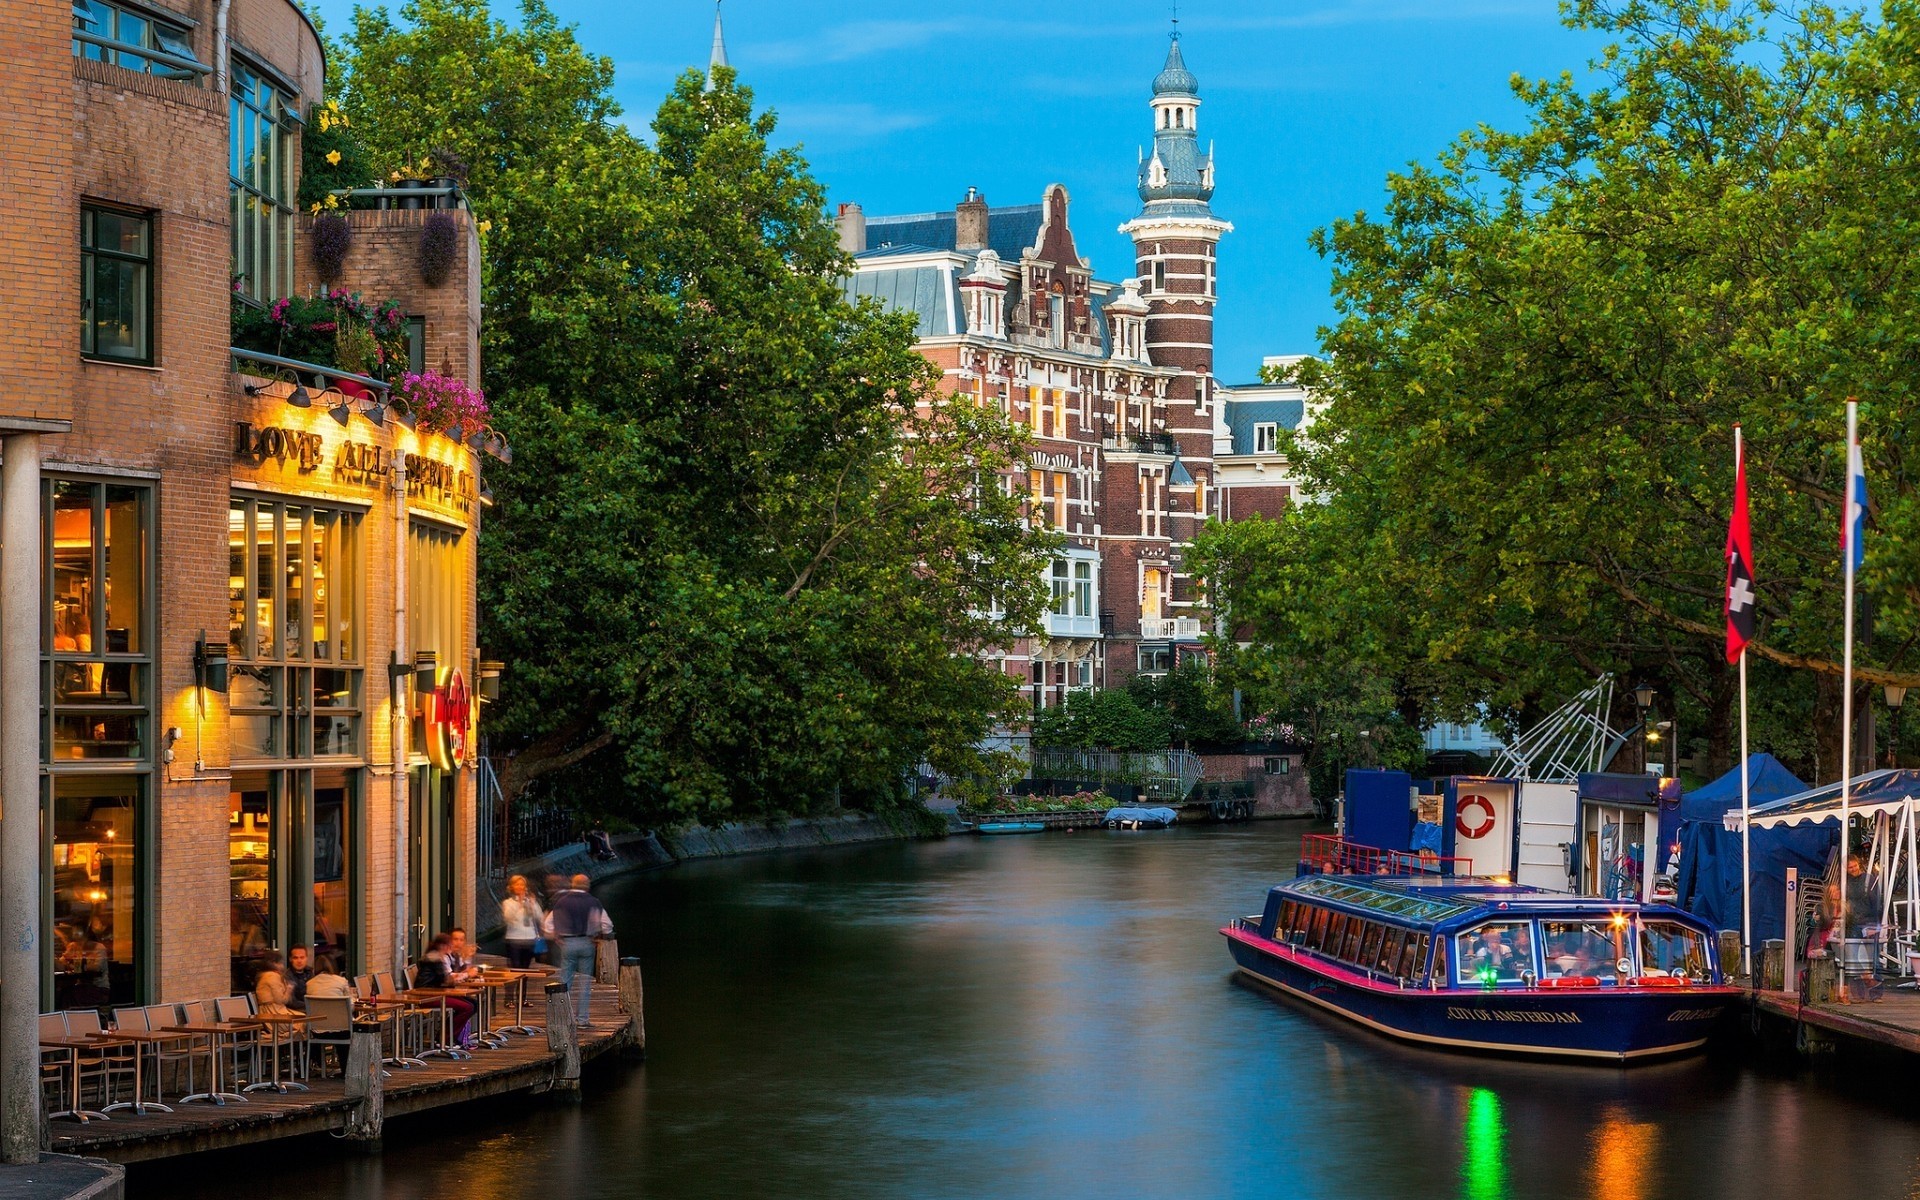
[1253,422,1278,455]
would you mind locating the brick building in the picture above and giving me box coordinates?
[0,0,492,1131]
[840,35,1305,720]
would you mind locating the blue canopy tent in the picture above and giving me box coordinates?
[1674,754,1832,942]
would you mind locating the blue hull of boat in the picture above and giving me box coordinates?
[977,823,1046,835]
[1223,929,1733,1062]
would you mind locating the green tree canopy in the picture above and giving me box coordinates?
[331,0,1049,821]
[1198,0,1920,784]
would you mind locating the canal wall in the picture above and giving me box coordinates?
[481,811,957,938]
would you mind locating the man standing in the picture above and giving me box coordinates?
[544,874,614,1025]
[284,944,316,1012]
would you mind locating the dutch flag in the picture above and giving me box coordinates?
[1843,432,1868,573]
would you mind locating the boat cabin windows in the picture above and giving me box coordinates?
[1541,920,1631,981]
[1373,928,1403,973]
[1308,907,1332,950]
[1339,919,1364,963]
[1398,932,1429,979]
[1359,923,1385,970]
[1454,921,1536,986]
[1639,921,1707,979]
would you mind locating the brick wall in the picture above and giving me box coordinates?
[18,0,487,1003]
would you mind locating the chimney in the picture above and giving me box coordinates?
[955,187,989,252]
[836,202,866,253]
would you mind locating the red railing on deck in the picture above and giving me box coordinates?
[1300,834,1471,878]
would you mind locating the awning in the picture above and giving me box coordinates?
[1733,768,1920,830]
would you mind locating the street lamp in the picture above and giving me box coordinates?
[1886,683,1907,768]
[1633,685,1656,773]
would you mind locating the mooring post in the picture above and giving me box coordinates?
[343,1020,385,1148]
[1716,930,1744,984]
[595,936,620,985]
[617,956,646,1061]
[545,981,581,1094]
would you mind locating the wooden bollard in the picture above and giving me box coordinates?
[617,956,646,1061]
[343,1020,385,1147]
[595,936,620,985]
[1716,930,1745,983]
[1808,955,1839,1004]
[545,981,581,1094]
[1762,939,1786,992]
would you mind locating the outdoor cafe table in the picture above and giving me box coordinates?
[483,968,547,1036]
[86,1028,177,1115]
[239,1012,313,1094]
[399,987,481,1058]
[164,1022,255,1106]
[355,996,426,1069]
[39,1036,110,1123]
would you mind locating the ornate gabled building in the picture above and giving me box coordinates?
[839,34,1303,715]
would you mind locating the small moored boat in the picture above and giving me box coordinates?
[1221,851,1737,1063]
[1104,806,1177,829]
[977,822,1046,835]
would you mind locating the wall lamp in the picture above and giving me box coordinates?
[287,384,313,409]
[193,634,229,693]
[478,660,503,702]
[414,650,439,684]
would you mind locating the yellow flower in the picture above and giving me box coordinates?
[310,202,322,215]
[477,219,492,234]
[325,149,342,165]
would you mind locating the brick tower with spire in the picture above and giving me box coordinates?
[1121,33,1231,386]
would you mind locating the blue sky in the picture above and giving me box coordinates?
[305,0,1604,382]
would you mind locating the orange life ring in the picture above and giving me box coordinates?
[1456,794,1496,840]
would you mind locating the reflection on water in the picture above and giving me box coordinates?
[1461,1088,1505,1200]
[137,823,1920,1199]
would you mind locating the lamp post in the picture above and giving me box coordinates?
[1886,684,1907,769]
[1633,685,1655,774]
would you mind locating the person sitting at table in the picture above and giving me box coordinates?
[446,928,476,982]
[284,944,316,1012]
[415,934,475,1046]
[254,950,295,1016]
[59,930,111,1008]
[306,953,353,1001]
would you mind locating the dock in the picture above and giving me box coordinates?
[49,978,636,1165]
[1752,986,1920,1056]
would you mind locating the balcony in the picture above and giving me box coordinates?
[1139,616,1205,641]
[1044,612,1102,640]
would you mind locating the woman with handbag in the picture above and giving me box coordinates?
[500,874,545,969]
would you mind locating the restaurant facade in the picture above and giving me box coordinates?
[0,0,496,1152]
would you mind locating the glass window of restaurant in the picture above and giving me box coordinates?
[41,479,153,1008]
[226,496,365,985]
[407,519,468,956]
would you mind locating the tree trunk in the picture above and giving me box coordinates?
[1813,672,1844,784]
[1705,677,1734,780]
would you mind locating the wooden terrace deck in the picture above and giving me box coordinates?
[1753,986,1920,1056]
[49,978,635,1165]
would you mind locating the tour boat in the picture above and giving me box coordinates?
[1221,853,1738,1062]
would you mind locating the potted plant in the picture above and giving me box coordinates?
[419,212,459,287]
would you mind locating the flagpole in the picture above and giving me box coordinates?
[1737,425,1753,979]
[1840,398,1858,990]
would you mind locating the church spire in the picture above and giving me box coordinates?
[705,1,729,92]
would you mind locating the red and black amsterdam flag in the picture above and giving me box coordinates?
[1724,434,1756,663]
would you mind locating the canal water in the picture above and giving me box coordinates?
[142,822,1920,1199]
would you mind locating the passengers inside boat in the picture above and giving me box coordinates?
[1455,917,1709,986]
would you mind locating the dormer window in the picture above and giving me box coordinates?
[1253,422,1278,454]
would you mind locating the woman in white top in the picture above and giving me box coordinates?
[306,953,354,999]
[500,874,545,968]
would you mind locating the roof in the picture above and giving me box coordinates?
[1741,768,1920,830]
[843,263,960,337]
[863,204,1044,265]
[1222,398,1305,454]
[1153,34,1198,97]
[1680,753,1807,822]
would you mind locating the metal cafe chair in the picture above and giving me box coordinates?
[141,1004,206,1098]
[360,973,429,1067]
[213,997,265,1086]
[305,996,356,1079]
[61,1009,138,1114]
[40,1012,109,1124]
[100,1006,175,1114]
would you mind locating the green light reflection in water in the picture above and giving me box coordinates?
[1462,1087,1508,1200]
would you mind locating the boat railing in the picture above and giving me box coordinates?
[1300,834,1470,878]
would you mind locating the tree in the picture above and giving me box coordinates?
[333,2,1049,821]
[1125,661,1243,747]
[1200,1,1920,784]
[1032,689,1172,753]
